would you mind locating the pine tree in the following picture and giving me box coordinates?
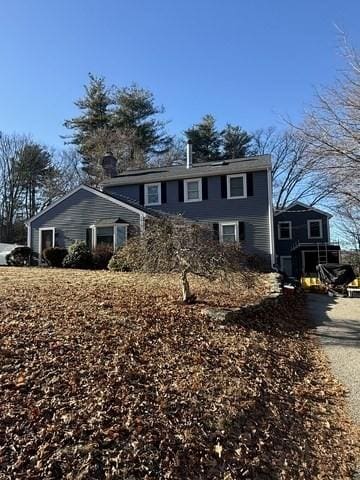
[63,74,111,178]
[184,114,221,162]
[221,124,252,159]
[111,84,173,169]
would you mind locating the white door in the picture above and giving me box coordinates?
[280,256,292,276]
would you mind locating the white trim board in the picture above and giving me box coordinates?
[267,167,275,265]
[25,185,147,225]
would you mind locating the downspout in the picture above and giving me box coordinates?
[267,166,275,267]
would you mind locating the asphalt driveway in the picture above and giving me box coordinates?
[307,293,360,478]
[307,293,360,423]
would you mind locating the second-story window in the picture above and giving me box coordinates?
[227,174,247,199]
[308,219,322,239]
[184,178,202,202]
[278,221,292,240]
[144,183,161,206]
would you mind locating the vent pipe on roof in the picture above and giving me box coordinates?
[186,140,192,169]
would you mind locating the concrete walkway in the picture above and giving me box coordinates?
[307,293,360,477]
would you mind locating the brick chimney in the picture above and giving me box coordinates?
[101,152,118,178]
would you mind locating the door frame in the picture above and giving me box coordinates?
[39,227,55,259]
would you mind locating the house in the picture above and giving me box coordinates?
[26,147,275,266]
[274,201,340,277]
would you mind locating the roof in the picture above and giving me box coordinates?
[101,155,271,187]
[274,201,333,218]
[26,185,156,224]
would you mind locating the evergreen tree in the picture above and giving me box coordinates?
[63,74,111,177]
[111,84,173,168]
[16,144,54,218]
[221,124,252,159]
[184,114,221,162]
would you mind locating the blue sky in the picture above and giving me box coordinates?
[1,0,359,149]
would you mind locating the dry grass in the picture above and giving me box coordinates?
[0,267,358,479]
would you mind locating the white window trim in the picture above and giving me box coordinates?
[144,182,161,206]
[91,224,128,250]
[184,178,202,203]
[307,219,323,239]
[39,227,56,258]
[219,222,239,243]
[278,221,292,240]
[227,173,247,199]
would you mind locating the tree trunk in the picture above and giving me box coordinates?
[181,270,195,304]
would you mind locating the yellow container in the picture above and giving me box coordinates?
[300,277,321,289]
[348,277,360,288]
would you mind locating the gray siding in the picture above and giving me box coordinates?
[274,206,330,258]
[30,189,141,254]
[105,170,271,257]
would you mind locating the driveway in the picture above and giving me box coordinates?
[307,293,360,478]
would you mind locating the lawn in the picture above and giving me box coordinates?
[0,268,357,479]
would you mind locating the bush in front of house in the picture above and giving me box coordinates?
[43,247,68,268]
[92,244,114,270]
[62,241,93,269]
[108,239,146,272]
[108,249,131,272]
[6,246,33,266]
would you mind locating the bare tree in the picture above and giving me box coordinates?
[0,133,29,241]
[110,216,248,303]
[251,128,336,209]
[295,37,360,208]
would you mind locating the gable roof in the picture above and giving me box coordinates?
[274,201,332,218]
[101,155,271,187]
[25,185,153,225]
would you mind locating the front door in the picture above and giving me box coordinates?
[40,229,54,258]
[280,256,292,276]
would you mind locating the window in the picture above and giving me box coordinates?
[220,222,239,243]
[184,178,202,202]
[307,219,322,239]
[145,183,161,206]
[96,226,114,246]
[227,174,247,199]
[92,224,128,250]
[278,221,292,240]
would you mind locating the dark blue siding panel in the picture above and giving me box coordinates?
[104,170,271,257]
[30,189,141,254]
[274,208,330,258]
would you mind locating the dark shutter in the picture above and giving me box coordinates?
[178,180,184,202]
[238,222,245,241]
[247,172,254,196]
[213,223,219,241]
[86,228,93,249]
[202,177,208,200]
[161,182,167,203]
[220,175,227,198]
[139,184,144,205]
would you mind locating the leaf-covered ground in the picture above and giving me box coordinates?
[0,268,358,479]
